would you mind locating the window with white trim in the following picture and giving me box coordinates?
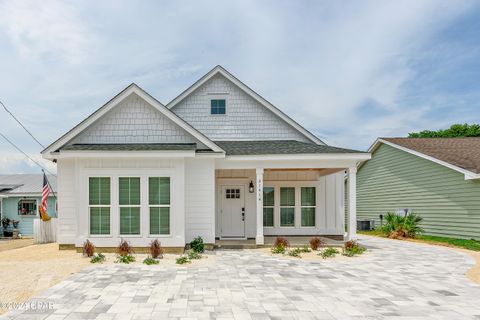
[18,199,37,215]
[89,177,110,235]
[280,187,295,227]
[119,177,140,235]
[263,187,274,227]
[301,187,316,227]
[149,177,170,235]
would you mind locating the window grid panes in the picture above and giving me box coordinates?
[149,177,171,235]
[211,99,226,114]
[263,187,274,227]
[301,187,316,227]
[89,177,111,235]
[280,187,295,227]
[119,177,141,235]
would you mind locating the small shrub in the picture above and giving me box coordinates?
[274,237,289,249]
[288,248,302,258]
[117,239,134,256]
[176,256,190,264]
[82,239,95,257]
[380,212,424,239]
[190,236,204,253]
[90,253,105,263]
[299,245,311,253]
[342,241,366,257]
[150,239,163,259]
[309,237,324,250]
[271,244,286,254]
[115,254,135,264]
[187,251,202,260]
[320,247,338,259]
[143,256,159,265]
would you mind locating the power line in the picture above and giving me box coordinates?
[0,131,56,176]
[0,100,45,148]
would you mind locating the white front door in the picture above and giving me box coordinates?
[221,185,245,238]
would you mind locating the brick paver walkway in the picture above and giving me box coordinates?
[3,236,480,319]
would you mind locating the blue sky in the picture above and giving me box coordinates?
[0,0,479,173]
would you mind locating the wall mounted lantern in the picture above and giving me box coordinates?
[249,181,254,193]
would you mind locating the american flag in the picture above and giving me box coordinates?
[39,173,51,221]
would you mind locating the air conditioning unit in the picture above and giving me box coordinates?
[357,219,375,231]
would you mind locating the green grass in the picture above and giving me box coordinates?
[359,230,480,251]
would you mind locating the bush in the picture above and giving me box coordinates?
[187,251,202,260]
[115,254,135,264]
[176,256,190,264]
[190,236,204,253]
[288,248,303,258]
[380,212,424,238]
[320,247,338,259]
[299,245,311,253]
[342,241,366,257]
[90,253,105,263]
[271,244,286,254]
[117,239,134,256]
[143,256,159,265]
[274,237,289,249]
[82,239,95,257]
[309,237,323,250]
[150,239,163,259]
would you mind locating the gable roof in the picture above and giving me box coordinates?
[215,140,366,156]
[42,84,224,158]
[369,137,480,180]
[0,174,57,195]
[167,65,325,145]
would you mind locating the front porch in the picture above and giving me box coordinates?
[214,236,344,249]
[215,166,358,245]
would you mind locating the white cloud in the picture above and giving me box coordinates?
[0,152,56,174]
[0,0,94,64]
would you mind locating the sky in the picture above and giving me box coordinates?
[0,0,479,174]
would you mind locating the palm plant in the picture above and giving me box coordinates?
[380,212,423,238]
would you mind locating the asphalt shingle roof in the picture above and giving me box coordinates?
[62,143,198,151]
[382,137,480,174]
[214,140,365,155]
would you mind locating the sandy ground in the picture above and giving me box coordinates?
[0,238,34,252]
[0,244,212,314]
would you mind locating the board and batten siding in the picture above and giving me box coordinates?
[357,143,480,240]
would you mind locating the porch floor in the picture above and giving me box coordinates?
[214,236,344,249]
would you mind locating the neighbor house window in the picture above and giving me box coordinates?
[211,99,226,114]
[280,187,295,227]
[119,177,140,235]
[263,187,274,227]
[18,199,37,215]
[89,177,110,235]
[149,177,170,235]
[301,187,316,227]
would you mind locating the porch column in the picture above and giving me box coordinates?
[255,168,264,245]
[347,166,357,240]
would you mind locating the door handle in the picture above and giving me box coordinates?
[241,207,245,221]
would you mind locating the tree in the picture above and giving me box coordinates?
[408,123,480,138]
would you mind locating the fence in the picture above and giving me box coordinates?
[33,218,57,244]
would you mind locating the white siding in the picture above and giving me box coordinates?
[71,93,206,147]
[57,157,186,248]
[184,159,216,244]
[57,159,77,244]
[171,74,312,142]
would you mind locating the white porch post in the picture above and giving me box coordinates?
[347,166,357,240]
[255,168,264,245]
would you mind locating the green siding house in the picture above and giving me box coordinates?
[0,174,57,236]
[357,138,480,240]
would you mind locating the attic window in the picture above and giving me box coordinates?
[211,99,226,115]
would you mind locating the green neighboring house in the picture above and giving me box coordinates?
[0,174,57,236]
[357,137,480,240]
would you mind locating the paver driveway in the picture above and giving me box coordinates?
[3,236,480,320]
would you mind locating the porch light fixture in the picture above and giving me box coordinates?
[249,181,254,193]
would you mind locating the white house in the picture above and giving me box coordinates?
[42,66,370,250]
